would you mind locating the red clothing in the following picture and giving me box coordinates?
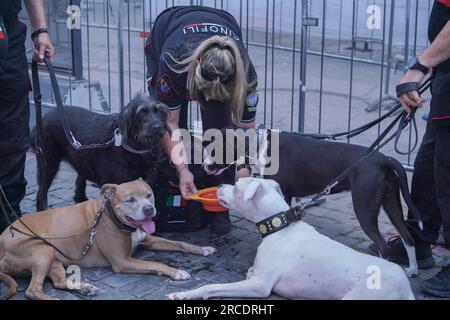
[437,0,450,8]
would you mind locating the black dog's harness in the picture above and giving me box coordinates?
[256,206,306,238]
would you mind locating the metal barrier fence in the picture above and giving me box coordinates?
[24,0,434,168]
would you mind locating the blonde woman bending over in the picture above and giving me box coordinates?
[145,6,258,234]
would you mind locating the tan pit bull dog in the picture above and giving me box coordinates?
[0,179,217,300]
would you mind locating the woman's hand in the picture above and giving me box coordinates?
[179,168,198,200]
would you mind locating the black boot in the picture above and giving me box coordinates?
[368,236,435,269]
[0,184,24,233]
[421,265,450,298]
[209,211,232,234]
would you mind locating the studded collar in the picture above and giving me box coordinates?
[256,206,306,238]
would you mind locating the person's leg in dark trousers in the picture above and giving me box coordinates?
[407,69,450,247]
[406,122,443,244]
[201,100,234,234]
[434,124,450,246]
[0,19,30,233]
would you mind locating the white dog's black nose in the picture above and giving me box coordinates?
[143,205,155,217]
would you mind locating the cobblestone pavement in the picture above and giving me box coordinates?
[1,153,449,301]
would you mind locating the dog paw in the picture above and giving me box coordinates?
[172,270,191,281]
[202,246,217,257]
[167,292,188,300]
[79,283,101,296]
[405,267,419,278]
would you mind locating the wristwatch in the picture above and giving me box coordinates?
[407,57,430,75]
[31,28,49,41]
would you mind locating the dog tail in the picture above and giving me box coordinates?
[385,157,423,230]
[0,271,17,300]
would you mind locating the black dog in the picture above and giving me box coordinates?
[203,128,423,275]
[31,94,169,211]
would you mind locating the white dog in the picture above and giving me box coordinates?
[169,178,414,300]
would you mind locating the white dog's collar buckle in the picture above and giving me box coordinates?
[256,206,306,238]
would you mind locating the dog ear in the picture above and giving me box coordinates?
[243,180,262,202]
[267,180,283,197]
[101,184,117,200]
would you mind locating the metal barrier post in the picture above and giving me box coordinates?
[71,0,83,81]
[299,0,317,133]
[118,0,125,110]
[384,0,395,95]
[405,0,412,65]
[298,0,309,133]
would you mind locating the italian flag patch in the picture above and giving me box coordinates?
[166,195,187,208]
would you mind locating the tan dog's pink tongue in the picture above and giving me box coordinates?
[140,219,155,234]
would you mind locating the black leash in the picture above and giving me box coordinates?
[31,60,48,210]
[31,57,153,153]
[297,80,432,211]
[0,183,136,261]
[31,58,154,209]
[32,58,116,151]
[291,77,433,148]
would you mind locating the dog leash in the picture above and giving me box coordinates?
[31,58,153,154]
[289,77,433,150]
[0,186,116,261]
[31,59,49,210]
[297,83,430,212]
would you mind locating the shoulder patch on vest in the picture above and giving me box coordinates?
[246,91,259,107]
[157,74,176,98]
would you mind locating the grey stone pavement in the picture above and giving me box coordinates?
[1,152,449,301]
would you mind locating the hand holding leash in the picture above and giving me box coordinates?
[396,69,427,113]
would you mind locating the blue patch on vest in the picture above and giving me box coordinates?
[246,92,258,107]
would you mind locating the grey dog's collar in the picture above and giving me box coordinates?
[114,129,153,155]
[256,206,306,238]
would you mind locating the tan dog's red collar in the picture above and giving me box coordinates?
[256,206,306,238]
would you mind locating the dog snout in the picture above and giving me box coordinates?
[151,124,162,133]
[143,205,155,217]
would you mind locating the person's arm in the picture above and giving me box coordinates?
[399,20,450,112]
[162,109,198,200]
[24,0,55,63]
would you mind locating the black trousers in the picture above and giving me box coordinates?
[0,19,30,233]
[408,68,450,246]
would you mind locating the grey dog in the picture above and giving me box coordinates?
[30,94,170,211]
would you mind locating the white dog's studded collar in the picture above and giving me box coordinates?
[256,206,306,238]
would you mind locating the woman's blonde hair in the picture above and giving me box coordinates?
[162,36,248,124]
